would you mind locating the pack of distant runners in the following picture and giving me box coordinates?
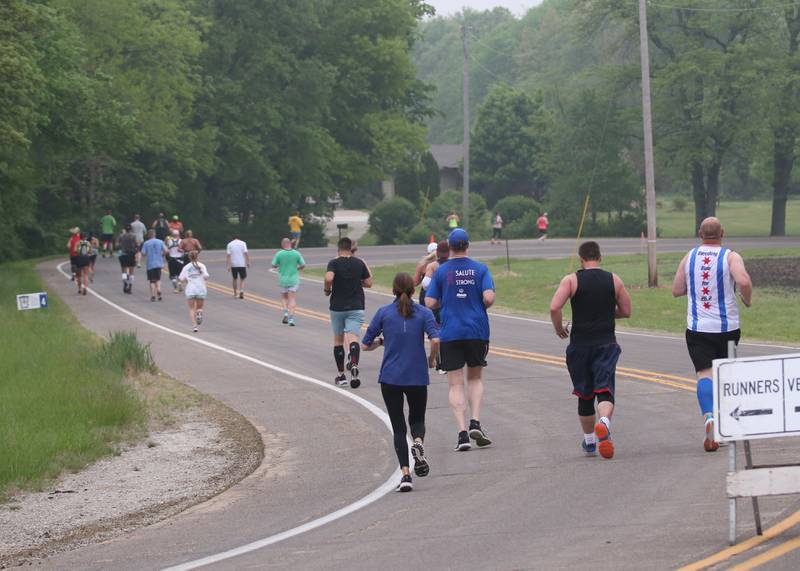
[64,213,753,493]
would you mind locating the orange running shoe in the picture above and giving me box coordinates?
[704,417,719,452]
[594,421,614,459]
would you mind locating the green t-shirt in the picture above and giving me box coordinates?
[271,248,305,287]
[100,214,116,234]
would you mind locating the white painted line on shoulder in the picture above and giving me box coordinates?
[55,263,399,570]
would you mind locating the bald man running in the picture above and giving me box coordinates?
[672,217,753,452]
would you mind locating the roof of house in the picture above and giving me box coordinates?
[430,144,463,169]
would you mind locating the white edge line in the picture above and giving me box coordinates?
[290,272,797,351]
[55,263,400,571]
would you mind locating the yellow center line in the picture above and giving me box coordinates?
[728,535,800,570]
[207,281,694,392]
[678,511,800,571]
[209,279,800,567]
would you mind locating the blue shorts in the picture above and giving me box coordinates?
[565,342,621,400]
[330,310,364,336]
[291,231,301,239]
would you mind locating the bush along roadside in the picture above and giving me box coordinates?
[0,262,148,499]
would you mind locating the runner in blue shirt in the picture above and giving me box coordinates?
[141,229,167,302]
[363,272,440,492]
[425,228,496,452]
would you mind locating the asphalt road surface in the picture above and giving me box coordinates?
[38,236,800,570]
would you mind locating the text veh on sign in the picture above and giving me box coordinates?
[16,292,49,311]
[713,353,800,442]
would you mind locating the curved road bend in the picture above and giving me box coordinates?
[38,238,800,570]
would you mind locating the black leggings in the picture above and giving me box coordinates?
[380,383,427,468]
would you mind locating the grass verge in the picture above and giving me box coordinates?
[656,198,800,238]
[0,261,147,498]
[307,248,799,344]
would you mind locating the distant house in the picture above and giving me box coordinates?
[430,144,463,192]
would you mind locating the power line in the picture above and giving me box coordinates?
[467,31,516,58]
[648,0,800,12]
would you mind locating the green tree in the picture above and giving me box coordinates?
[471,84,551,205]
[395,150,441,207]
[369,197,419,244]
[548,89,641,235]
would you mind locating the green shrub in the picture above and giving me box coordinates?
[672,196,688,212]
[428,191,491,239]
[96,331,157,375]
[505,210,542,239]
[493,195,542,227]
[405,220,441,244]
[369,197,419,244]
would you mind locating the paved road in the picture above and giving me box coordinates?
[38,238,800,570]
[228,235,799,268]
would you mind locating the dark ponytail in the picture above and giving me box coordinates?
[392,272,415,318]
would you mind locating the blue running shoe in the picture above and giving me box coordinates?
[581,440,597,456]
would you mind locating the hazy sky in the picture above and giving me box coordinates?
[428,0,543,17]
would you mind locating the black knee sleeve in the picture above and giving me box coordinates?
[333,345,345,372]
[349,341,360,366]
[578,398,595,417]
[597,391,615,405]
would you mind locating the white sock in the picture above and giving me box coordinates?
[599,416,611,430]
[128,275,134,283]
[584,433,596,445]
[121,273,127,281]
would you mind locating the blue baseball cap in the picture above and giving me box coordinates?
[448,228,469,247]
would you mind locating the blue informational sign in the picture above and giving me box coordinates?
[16,292,49,311]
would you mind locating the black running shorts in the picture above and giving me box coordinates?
[439,339,489,371]
[167,257,183,279]
[119,254,136,268]
[685,329,741,372]
[231,267,247,280]
[566,342,621,400]
[74,255,90,268]
[146,268,162,282]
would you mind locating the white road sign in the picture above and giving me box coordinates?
[714,353,800,441]
[16,292,48,311]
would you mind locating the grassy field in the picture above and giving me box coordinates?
[0,262,147,498]
[309,248,799,344]
[656,198,800,237]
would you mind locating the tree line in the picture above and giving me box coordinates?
[412,0,800,237]
[0,0,434,261]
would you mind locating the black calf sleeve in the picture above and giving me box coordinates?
[333,345,345,373]
[578,397,595,417]
[349,341,360,366]
[597,391,615,405]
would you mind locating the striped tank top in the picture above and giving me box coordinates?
[684,245,740,333]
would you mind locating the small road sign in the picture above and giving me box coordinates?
[16,292,48,311]
[713,353,800,442]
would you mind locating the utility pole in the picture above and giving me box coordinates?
[461,22,470,229]
[638,0,658,287]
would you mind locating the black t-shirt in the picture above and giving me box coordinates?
[154,217,169,240]
[120,233,138,255]
[327,256,370,311]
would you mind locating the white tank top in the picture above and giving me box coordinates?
[684,245,739,333]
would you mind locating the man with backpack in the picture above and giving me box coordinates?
[118,226,138,294]
[74,231,93,296]
[152,212,170,240]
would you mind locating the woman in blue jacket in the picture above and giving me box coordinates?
[362,272,440,492]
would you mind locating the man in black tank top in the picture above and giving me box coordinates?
[549,241,631,460]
